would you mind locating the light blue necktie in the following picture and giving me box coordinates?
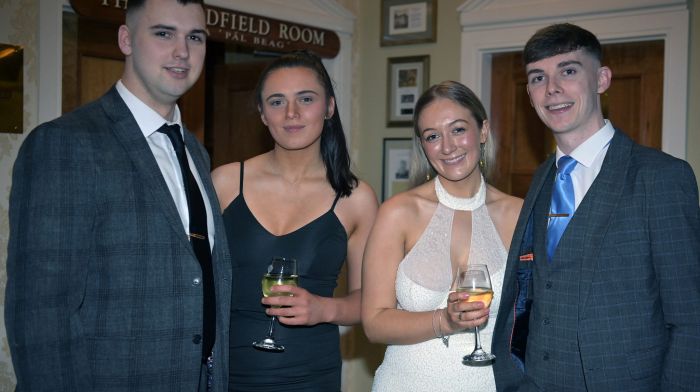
[546,155,577,263]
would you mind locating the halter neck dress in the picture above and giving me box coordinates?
[371,202,506,391]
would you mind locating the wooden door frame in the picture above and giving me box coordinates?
[457,0,690,160]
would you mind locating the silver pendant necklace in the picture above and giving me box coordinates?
[434,174,486,211]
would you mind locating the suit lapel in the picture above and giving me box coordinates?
[504,154,555,359]
[569,130,632,313]
[515,154,557,261]
[100,88,195,253]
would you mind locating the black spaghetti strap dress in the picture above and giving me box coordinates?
[225,162,347,391]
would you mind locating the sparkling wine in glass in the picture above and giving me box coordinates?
[456,263,496,365]
[252,256,297,352]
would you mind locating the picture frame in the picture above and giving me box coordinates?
[382,138,413,201]
[380,0,437,46]
[386,55,429,127]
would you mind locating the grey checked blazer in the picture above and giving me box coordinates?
[5,87,232,391]
[492,130,700,391]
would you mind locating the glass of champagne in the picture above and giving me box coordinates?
[456,263,496,365]
[252,256,298,352]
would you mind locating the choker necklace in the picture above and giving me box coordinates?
[434,174,486,211]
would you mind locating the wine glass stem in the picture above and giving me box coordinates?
[266,316,277,338]
[473,327,483,351]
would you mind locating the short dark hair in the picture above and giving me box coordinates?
[126,0,205,19]
[523,23,602,66]
[255,50,358,197]
[410,80,494,184]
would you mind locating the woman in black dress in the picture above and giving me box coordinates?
[212,51,378,391]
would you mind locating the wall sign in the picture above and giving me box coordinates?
[69,0,341,58]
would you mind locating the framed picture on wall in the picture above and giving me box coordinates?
[380,0,437,46]
[386,55,429,127]
[382,138,413,201]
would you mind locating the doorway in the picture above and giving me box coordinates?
[488,40,664,197]
[206,46,276,169]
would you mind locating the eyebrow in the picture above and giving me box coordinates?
[527,60,583,76]
[421,118,468,133]
[265,90,320,100]
[296,90,320,96]
[149,24,208,36]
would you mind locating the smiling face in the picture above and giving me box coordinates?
[259,66,334,151]
[418,98,488,183]
[525,49,611,151]
[118,0,207,119]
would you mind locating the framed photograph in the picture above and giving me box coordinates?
[382,138,413,201]
[381,0,437,46]
[387,55,429,127]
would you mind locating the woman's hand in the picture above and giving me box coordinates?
[262,285,327,326]
[443,290,490,334]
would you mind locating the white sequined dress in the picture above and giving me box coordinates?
[371,203,506,392]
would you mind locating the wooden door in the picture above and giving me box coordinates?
[489,41,664,197]
[209,61,274,169]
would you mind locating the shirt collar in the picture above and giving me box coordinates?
[555,120,615,168]
[115,80,182,138]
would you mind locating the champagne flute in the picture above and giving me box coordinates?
[456,263,496,365]
[252,256,298,352]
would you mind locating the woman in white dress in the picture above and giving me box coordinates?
[362,81,522,391]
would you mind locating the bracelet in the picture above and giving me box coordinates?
[432,308,449,348]
[438,308,449,347]
[431,308,440,338]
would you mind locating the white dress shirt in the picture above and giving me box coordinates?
[554,120,615,211]
[116,81,215,249]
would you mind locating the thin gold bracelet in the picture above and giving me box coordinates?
[435,308,449,347]
[431,308,440,338]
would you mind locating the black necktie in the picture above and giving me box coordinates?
[158,124,215,360]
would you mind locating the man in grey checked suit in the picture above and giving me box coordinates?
[5,0,231,390]
[492,23,700,391]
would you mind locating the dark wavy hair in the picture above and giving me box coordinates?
[254,50,358,197]
[523,23,602,66]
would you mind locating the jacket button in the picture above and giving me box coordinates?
[543,318,550,325]
[192,334,202,344]
[545,281,552,289]
[192,277,201,286]
[543,352,550,361]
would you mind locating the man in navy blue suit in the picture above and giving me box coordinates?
[492,23,700,391]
